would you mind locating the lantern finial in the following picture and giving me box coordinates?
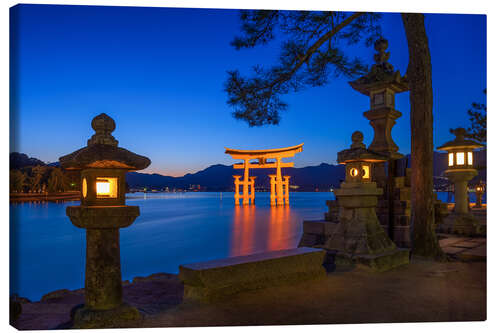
[374,37,390,65]
[451,127,467,141]
[350,131,366,149]
[88,113,119,146]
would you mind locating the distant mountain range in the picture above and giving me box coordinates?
[10,152,46,169]
[125,150,486,192]
[125,163,346,192]
[10,149,486,192]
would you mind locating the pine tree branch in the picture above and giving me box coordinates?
[269,12,364,89]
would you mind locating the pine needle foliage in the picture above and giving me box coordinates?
[225,11,381,126]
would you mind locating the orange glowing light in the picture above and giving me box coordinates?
[350,168,359,177]
[96,180,111,195]
[362,165,370,179]
[96,177,118,198]
[82,178,88,198]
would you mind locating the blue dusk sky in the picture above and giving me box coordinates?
[10,4,486,176]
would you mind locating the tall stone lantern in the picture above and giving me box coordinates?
[437,128,483,235]
[327,131,409,271]
[59,113,151,328]
[348,37,413,246]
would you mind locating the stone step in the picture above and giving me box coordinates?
[179,247,326,303]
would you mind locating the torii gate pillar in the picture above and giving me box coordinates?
[284,176,290,205]
[250,176,256,204]
[276,157,284,205]
[269,175,277,206]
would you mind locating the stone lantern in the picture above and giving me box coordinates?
[347,37,414,247]
[475,182,485,208]
[59,113,150,328]
[437,128,483,234]
[327,131,409,271]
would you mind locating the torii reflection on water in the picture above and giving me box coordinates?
[230,205,296,257]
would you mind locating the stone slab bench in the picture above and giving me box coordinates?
[179,247,326,303]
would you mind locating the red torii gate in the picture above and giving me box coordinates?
[224,144,304,205]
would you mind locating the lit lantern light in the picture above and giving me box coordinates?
[474,182,485,208]
[95,177,118,198]
[475,183,485,193]
[349,167,359,177]
[338,131,387,183]
[439,128,480,170]
[437,128,484,216]
[96,179,111,196]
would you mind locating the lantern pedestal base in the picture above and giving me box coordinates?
[334,248,410,272]
[66,205,139,229]
[72,302,142,329]
[300,182,410,272]
[439,213,481,236]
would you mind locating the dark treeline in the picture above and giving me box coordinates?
[10,153,79,194]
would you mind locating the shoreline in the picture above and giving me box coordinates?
[10,192,80,203]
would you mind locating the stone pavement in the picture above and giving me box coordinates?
[439,234,486,261]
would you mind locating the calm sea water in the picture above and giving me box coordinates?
[9,190,483,301]
[10,192,334,301]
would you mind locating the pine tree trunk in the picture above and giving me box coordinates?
[401,13,444,259]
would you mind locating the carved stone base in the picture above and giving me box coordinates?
[72,303,142,329]
[439,213,480,236]
[300,182,409,272]
[335,248,410,272]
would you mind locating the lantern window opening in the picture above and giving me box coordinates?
[362,165,370,179]
[96,177,118,198]
[350,168,359,177]
[467,151,473,166]
[82,178,88,198]
[456,152,465,166]
[448,153,454,166]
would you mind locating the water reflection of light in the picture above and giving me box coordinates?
[230,205,255,256]
[230,204,297,257]
[267,206,294,252]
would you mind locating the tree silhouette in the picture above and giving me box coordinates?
[10,170,26,193]
[465,89,486,145]
[47,168,69,193]
[29,165,45,193]
[226,10,443,259]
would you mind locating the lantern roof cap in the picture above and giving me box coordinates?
[437,128,484,151]
[59,113,151,170]
[349,37,409,96]
[337,131,388,164]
